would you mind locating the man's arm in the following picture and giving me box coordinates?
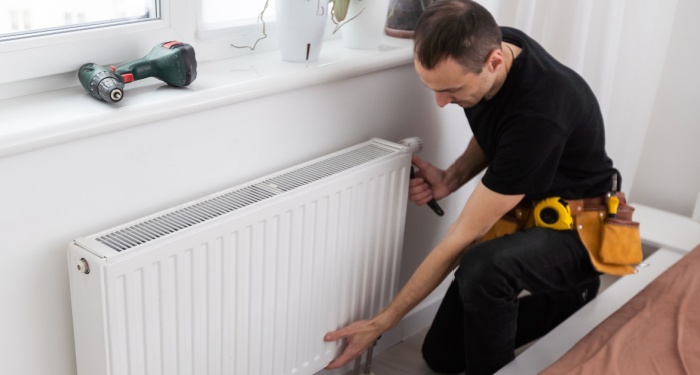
[410,137,489,205]
[324,182,524,369]
[446,137,490,192]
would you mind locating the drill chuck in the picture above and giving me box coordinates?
[79,63,125,103]
[94,71,124,103]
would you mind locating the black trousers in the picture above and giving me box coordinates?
[421,227,601,375]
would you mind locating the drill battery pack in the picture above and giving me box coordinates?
[161,41,197,86]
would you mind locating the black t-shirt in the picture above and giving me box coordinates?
[465,27,615,201]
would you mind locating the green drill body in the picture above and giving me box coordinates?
[78,41,197,103]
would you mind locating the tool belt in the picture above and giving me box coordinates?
[480,193,643,276]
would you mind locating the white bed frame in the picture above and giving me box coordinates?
[496,203,700,375]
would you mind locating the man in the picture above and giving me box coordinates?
[324,0,616,373]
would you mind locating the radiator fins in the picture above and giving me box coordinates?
[94,143,394,252]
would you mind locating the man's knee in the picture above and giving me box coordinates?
[454,247,518,305]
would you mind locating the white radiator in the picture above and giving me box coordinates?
[67,138,412,375]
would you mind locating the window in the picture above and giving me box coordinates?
[0,0,293,94]
[0,0,158,41]
[201,1,276,28]
[197,0,281,52]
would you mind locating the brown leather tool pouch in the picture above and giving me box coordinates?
[575,194,643,276]
[599,218,642,265]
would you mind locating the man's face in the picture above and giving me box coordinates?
[414,56,497,108]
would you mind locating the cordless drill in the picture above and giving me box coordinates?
[78,41,197,103]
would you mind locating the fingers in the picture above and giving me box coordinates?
[411,188,434,205]
[409,156,450,202]
[324,333,372,370]
[323,320,379,370]
[410,155,437,185]
[409,177,435,205]
[324,320,366,342]
[325,344,364,370]
[323,329,345,343]
[411,155,427,168]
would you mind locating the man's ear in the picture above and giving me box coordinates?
[486,49,504,73]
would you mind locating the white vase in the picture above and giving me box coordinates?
[341,0,391,49]
[275,0,329,62]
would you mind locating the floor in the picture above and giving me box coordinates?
[353,328,538,375]
[348,273,620,375]
[358,328,441,375]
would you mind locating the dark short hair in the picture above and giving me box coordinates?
[414,0,502,73]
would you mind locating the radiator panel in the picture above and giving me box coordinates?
[91,143,395,253]
[68,138,411,375]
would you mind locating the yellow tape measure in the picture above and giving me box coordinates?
[534,197,573,230]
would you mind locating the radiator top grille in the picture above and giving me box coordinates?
[93,142,397,252]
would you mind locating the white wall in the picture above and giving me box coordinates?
[630,0,700,217]
[0,63,469,375]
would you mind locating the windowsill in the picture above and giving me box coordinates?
[0,36,414,158]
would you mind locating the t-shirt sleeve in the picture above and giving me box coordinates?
[481,120,566,195]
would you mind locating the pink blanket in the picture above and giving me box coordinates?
[540,245,700,375]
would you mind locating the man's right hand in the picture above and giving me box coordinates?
[409,156,452,206]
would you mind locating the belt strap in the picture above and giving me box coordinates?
[565,197,606,216]
[506,196,608,221]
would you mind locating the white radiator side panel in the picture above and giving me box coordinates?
[67,246,111,375]
[69,151,409,375]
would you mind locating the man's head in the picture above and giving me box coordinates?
[414,0,501,73]
[413,0,505,108]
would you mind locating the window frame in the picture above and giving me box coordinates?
[0,0,197,85]
[0,0,333,94]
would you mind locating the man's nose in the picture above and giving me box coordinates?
[435,92,452,107]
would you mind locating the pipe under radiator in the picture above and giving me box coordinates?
[67,138,413,375]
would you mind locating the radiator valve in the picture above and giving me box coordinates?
[76,258,90,274]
